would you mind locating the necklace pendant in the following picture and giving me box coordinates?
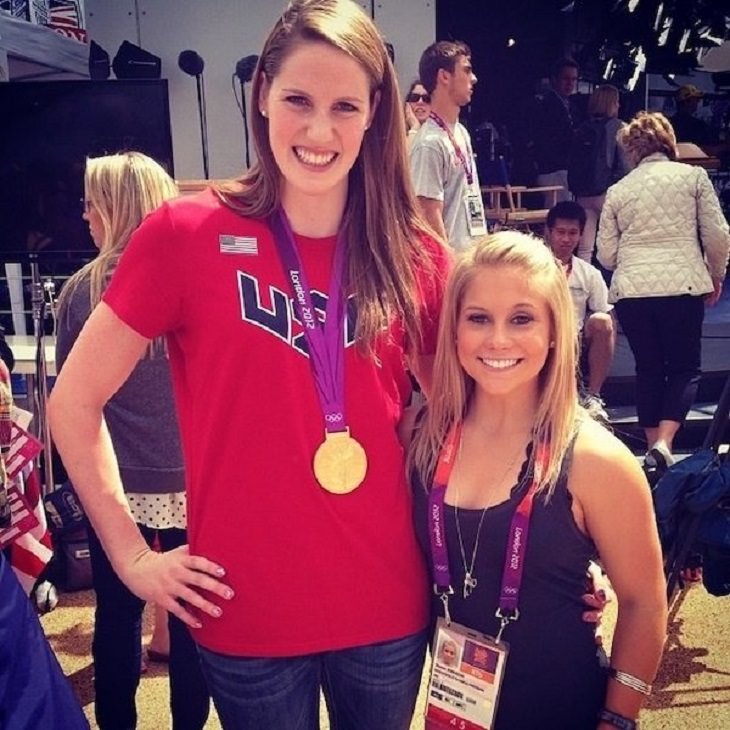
[463,572,477,598]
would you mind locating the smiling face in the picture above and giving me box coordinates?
[456,265,552,401]
[407,83,431,123]
[546,217,582,265]
[259,40,375,219]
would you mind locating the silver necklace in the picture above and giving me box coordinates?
[453,434,526,599]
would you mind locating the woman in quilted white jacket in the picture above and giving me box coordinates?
[597,111,729,468]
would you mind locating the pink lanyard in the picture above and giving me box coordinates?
[429,112,474,186]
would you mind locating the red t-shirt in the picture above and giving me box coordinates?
[104,190,449,656]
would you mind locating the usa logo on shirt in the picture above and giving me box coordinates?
[219,234,258,255]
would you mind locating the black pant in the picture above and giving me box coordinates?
[87,522,210,730]
[615,295,704,428]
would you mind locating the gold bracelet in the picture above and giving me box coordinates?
[609,667,652,695]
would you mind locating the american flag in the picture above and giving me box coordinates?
[0,363,53,595]
[47,0,87,43]
[219,234,259,255]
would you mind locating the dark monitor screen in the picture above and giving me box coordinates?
[0,79,174,267]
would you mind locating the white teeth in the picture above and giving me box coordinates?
[294,147,336,166]
[480,358,519,369]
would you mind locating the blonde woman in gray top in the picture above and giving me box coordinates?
[55,152,209,730]
[574,85,631,261]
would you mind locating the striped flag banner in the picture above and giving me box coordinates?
[0,364,53,594]
[8,465,54,595]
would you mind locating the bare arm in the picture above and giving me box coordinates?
[570,420,667,722]
[48,302,232,627]
[416,196,448,243]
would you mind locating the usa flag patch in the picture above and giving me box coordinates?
[219,234,258,255]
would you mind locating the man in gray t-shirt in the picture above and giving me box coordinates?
[410,41,486,252]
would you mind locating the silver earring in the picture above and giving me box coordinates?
[549,341,556,348]
[260,109,267,117]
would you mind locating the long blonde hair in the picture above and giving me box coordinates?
[409,231,583,499]
[217,0,435,352]
[57,152,178,339]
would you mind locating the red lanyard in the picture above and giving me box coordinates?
[428,423,549,637]
[429,112,474,186]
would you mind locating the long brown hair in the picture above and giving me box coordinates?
[409,231,584,500]
[217,0,436,352]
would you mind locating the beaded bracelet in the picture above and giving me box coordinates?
[609,667,652,695]
[598,708,637,730]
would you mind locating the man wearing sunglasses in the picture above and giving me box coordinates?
[410,41,486,252]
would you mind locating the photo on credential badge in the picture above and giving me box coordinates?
[437,635,461,668]
[426,620,508,730]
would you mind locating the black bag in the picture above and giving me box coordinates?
[43,481,93,591]
[56,527,93,591]
[567,119,612,197]
[44,480,86,536]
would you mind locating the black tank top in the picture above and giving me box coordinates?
[412,441,608,730]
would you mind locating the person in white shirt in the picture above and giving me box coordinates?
[546,201,615,405]
[409,41,486,252]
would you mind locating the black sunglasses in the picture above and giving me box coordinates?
[407,92,430,104]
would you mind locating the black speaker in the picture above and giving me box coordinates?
[88,40,110,80]
[711,71,730,88]
[112,40,162,80]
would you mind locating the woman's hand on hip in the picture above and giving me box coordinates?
[121,545,234,629]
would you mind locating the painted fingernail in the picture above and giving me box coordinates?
[216,567,226,577]
[212,606,222,617]
[192,621,202,629]
[224,589,234,599]
[597,590,607,601]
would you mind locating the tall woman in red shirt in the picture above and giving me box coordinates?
[49,1,448,727]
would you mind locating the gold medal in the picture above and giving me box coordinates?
[313,429,368,494]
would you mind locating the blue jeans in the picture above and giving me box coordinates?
[197,630,427,729]
[88,523,210,730]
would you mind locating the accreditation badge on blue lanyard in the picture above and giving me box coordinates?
[425,425,549,730]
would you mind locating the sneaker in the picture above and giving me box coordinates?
[644,443,675,472]
[582,393,609,425]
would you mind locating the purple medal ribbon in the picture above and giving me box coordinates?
[429,112,474,186]
[269,209,348,433]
